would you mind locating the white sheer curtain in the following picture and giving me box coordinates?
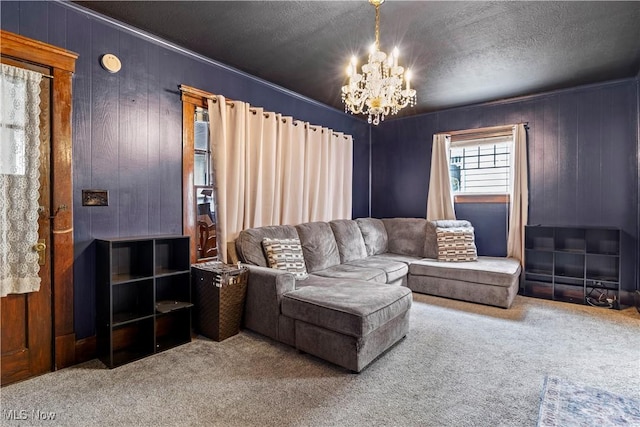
[426,133,456,221]
[209,96,353,262]
[0,64,42,297]
[507,123,528,264]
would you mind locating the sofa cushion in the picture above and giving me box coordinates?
[382,218,431,257]
[236,225,299,267]
[356,218,388,256]
[262,238,309,280]
[329,219,368,263]
[372,253,424,265]
[293,274,348,290]
[312,264,386,283]
[295,222,341,273]
[409,256,521,287]
[425,221,438,259]
[346,258,408,283]
[281,282,412,338]
[436,227,478,262]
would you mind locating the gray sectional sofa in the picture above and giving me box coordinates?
[235,217,521,372]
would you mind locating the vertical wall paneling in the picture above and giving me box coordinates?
[157,50,183,235]
[556,93,578,223]
[371,115,436,218]
[47,2,66,48]
[542,97,558,223]
[455,203,508,256]
[147,44,162,234]
[89,24,120,238]
[600,84,632,229]
[529,101,546,224]
[18,1,47,43]
[372,79,638,300]
[351,122,372,219]
[576,89,602,226]
[1,1,20,33]
[67,8,94,339]
[117,32,149,236]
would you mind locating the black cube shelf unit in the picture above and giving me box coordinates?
[96,235,192,368]
[522,225,634,309]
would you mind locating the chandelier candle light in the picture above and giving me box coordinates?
[342,0,416,125]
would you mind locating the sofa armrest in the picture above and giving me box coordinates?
[243,265,296,341]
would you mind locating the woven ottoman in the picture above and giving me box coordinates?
[281,282,412,372]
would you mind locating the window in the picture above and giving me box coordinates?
[192,107,217,260]
[194,108,211,186]
[449,134,513,196]
[181,85,218,263]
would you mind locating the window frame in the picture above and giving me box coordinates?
[181,85,217,263]
[448,126,514,203]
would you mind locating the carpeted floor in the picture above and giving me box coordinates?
[1,294,639,427]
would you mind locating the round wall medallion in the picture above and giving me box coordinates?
[100,54,122,73]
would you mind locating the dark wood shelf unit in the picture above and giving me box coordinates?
[96,236,192,368]
[521,225,634,309]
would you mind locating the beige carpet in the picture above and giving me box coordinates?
[1,294,639,426]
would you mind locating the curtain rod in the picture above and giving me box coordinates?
[180,84,233,105]
[439,122,529,136]
[1,57,54,79]
[180,84,350,140]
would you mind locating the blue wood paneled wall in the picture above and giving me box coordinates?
[1,1,370,339]
[371,79,639,292]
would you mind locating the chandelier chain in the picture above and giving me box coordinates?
[374,3,380,49]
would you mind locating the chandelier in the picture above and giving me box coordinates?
[341,0,417,125]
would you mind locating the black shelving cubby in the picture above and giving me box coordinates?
[96,235,192,368]
[521,225,628,309]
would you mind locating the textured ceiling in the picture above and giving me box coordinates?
[75,1,640,116]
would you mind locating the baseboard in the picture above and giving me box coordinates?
[55,333,76,370]
[75,335,97,364]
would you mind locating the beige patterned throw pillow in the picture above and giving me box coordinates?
[436,227,478,262]
[262,238,309,280]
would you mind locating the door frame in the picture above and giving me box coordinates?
[1,30,78,370]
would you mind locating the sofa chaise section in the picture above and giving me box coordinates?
[409,257,521,309]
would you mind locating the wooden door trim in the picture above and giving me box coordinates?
[0,30,76,73]
[1,30,78,370]
[182,101,197,263]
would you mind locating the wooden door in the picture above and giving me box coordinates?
[0,30,78,382]
[0,59,53,385]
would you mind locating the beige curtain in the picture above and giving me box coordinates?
[0,64,42,297]
[426,133,456,221]
[209,96,246,264]
[209,96,353,262]
[507,124,528,264]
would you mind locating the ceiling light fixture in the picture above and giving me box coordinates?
[341,0,416,125]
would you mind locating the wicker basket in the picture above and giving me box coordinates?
[191,262,248,341]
